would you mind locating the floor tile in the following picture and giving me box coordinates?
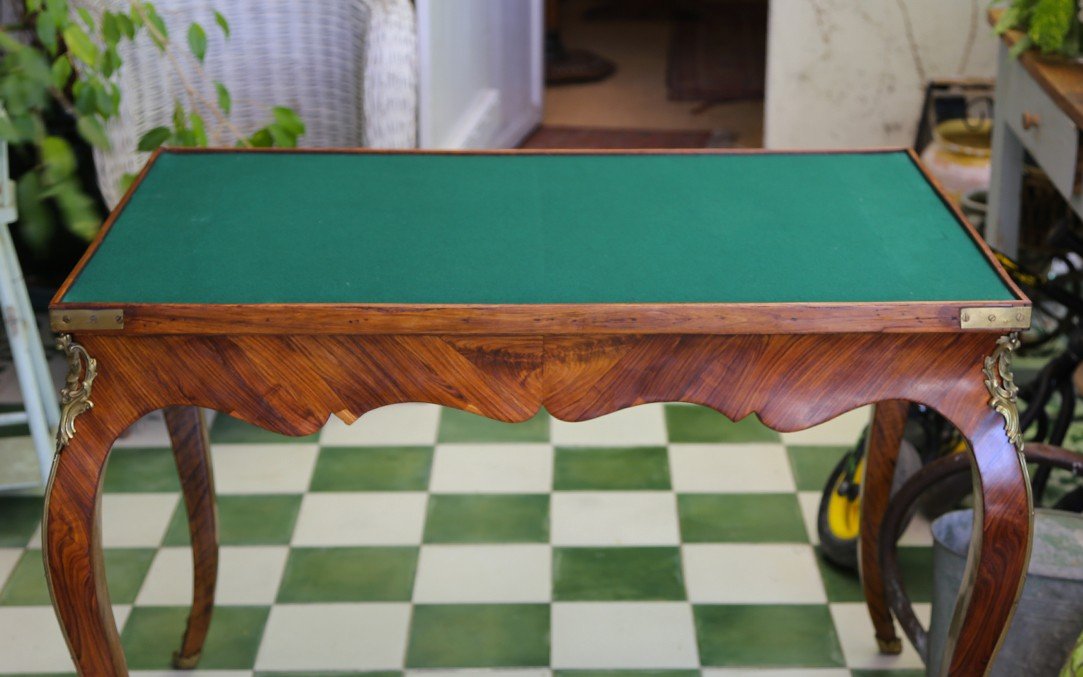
[668,444,794,493]
[0,495,42,547]
[779,408,870,446]
[551,405,667,446]
[210,413,318,444]
[101,494,179,548]
[829,602,928,670]
[309,446,433,492]
[423,494,549,543]
[122,606,270,670]
[677,494,808,543]
[552,492,680,546]
[551,602,698,669]
[113,410,174,448]
[816,547,933,604]
[786,446,849,492]
[276,546,417,602]
[693,604,845,667]
[164,494,303,547]
[292,493,427,546]
[682,544,824,604]
[320,404,440,446]
[0,606,77,672]
[0,548,151,606]
[413,667,550,671]
[211,444,319,495]
[406,604,550,668]
[553,547,685,601]
[104,447,182,493]
[429,444,553,493]
[0,548,20,588]
[897,512,934,547]
[796,491,823,546]
[554,447,670,491]
[558,667,701,671]
[256,603,410,671]
[438,408,550,443]
[138,546,289,606]
[413,544,550,603]
[665,406,779,443]
[701,670,850,676]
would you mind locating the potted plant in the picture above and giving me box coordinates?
[994,0,1083,59]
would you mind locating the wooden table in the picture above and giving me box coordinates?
[987,13,1083,256]
[45,148,1031,676]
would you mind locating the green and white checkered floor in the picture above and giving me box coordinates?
[0,403,937,675]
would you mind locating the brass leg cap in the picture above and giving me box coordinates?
[172,650,201,670]
[876,636,903,655]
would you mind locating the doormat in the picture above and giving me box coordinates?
[520,125,736,149]
[666,0,767,103]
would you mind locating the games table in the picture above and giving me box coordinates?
[45,148,1031,676]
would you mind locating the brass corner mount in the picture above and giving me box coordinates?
[55,334,97,452]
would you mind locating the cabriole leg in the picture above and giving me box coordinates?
[164,406,218,669]
[859,399,908,654]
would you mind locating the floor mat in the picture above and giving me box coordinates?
[666,0,768,103]
[521,125,734,149]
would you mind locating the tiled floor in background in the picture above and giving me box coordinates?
[0,402,935,675]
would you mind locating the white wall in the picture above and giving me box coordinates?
[764,0,997,149]
[417,0,542,149]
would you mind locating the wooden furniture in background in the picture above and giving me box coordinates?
[987,11,1083,257]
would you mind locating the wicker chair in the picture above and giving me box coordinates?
[81,0,417,208]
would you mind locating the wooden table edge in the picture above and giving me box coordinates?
[48,300,1032,335]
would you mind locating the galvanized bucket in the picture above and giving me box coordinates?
[926,509,1083,676]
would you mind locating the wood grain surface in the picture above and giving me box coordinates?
[41,330,1032,675]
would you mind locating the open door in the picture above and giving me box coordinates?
[417,0,544,149]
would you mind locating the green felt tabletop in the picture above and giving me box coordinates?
[61,150,1015,305]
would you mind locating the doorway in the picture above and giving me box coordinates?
[526,0,767,149]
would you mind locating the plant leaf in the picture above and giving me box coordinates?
[190,112,206,145]
[62,24,100,65]
[1030,0,1074,53]
[41,135,76,181]
[187,22,206,62]
[16,171,56,255]
[119,172,138,192]
[101,12,120,44]
[75,6,94,31]
[214,10,230,38]
[51,55,72,89]
[137,126,170,151]
[215,81,231,114]
[76,115,110,149]
[271,106,305,137]
[35,13,58,54]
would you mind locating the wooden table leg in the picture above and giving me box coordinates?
[859,399,908,654]
[163,406,218,670]
[44,340,136,675]
[938,408,1031,676]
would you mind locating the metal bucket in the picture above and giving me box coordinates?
[926,509,1083,676]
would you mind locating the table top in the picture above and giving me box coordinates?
[52,148,1027,336]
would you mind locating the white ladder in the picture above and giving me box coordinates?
[0,136,60,488]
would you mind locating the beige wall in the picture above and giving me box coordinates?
[764,0,997,149]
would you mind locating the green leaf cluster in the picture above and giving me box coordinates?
[995,0,1082,57]
[0,1,304,255]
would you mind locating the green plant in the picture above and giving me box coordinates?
[995,0,1082,57]
[0,0,305,254]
